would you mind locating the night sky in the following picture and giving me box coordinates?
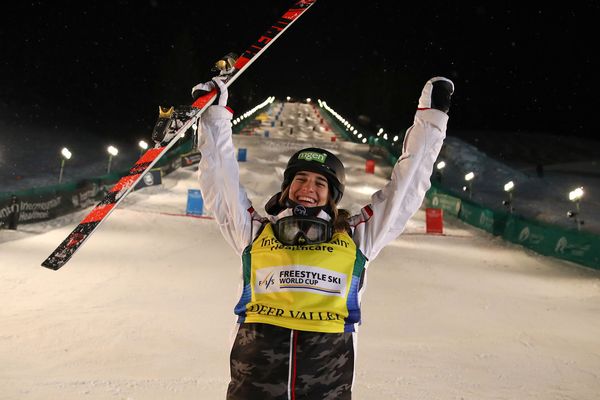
[1,1,598,147]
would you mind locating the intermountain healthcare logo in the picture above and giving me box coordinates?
[431,194,461,215]
[255,265,347,297]
[518,227,530,242]
[517,226,544,245]
[554,236,590,257]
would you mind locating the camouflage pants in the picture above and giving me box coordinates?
[226,323,354,400]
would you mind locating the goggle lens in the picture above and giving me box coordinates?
[273,216,332,245]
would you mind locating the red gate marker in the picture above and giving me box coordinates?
[426,208,444,234]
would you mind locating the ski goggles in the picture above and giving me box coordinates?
[272,216,333,246]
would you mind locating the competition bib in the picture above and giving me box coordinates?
[234,223,367,333]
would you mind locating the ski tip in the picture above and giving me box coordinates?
[41,257,65,271]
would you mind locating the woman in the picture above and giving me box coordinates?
[194,76,453,399]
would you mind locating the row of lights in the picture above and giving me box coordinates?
[317,100,369,144]
[232,96,275,126]
[285,96,312,102]
[269,97,590,232]
[273,98,590,233]
[375,128,401,144]
[318,100,404,145]
[435,161,586,230]
[56,95,296,184]
[58,140,151,184]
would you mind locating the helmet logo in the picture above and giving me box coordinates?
[298,151,327,163]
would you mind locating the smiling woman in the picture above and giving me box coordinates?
[289,171,329,207]
[195,75,454,399]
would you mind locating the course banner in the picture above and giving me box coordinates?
[503,215,600,270]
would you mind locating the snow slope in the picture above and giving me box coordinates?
[439,135,600,234]
[2,103,600,399]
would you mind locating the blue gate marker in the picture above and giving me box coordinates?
[238,148,247,162]
[186,189,204,216]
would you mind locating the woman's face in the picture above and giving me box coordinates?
[289,171,329,207]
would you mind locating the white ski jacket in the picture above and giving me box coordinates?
[196,105,448,262]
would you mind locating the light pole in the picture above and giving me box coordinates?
[138,140,148,156]
[435,160,446,183]
[567,187,584,231]
[106,145,119,174]
[503,180,515,213]
[463,171,475,199]
[58,147,72,184]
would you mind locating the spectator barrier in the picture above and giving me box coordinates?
[426,183,600,270]
[0,139,195,228]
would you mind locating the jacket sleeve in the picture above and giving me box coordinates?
[351,108,448,260]
[196,105,258,255]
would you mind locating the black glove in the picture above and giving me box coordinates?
[418,77,454,113]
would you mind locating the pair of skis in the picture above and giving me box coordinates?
[42,0,317,270]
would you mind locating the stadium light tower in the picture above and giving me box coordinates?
[435,160,446,183]
[463,171,475,199]
[58,147,72,184]
[138,140,148,156]
[106,145,119,174]
[567,187,584,231]
[502,180,515,213]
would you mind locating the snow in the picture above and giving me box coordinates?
[439,135,600,234]
[1,102,600,399]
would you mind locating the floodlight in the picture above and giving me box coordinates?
[569,187,584,201]
[434,161,446,183]
[463,172,475,199]
[106,145,119,174]
[502,181,515,213]
[61,147,72,160]
[567,187,584,231]
[107,145,119,156]
[58,147,72,183]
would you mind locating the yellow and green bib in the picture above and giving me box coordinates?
[234,223,367,333]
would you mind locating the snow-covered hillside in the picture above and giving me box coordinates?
[439,135,600,234]
[1,102,599,399]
